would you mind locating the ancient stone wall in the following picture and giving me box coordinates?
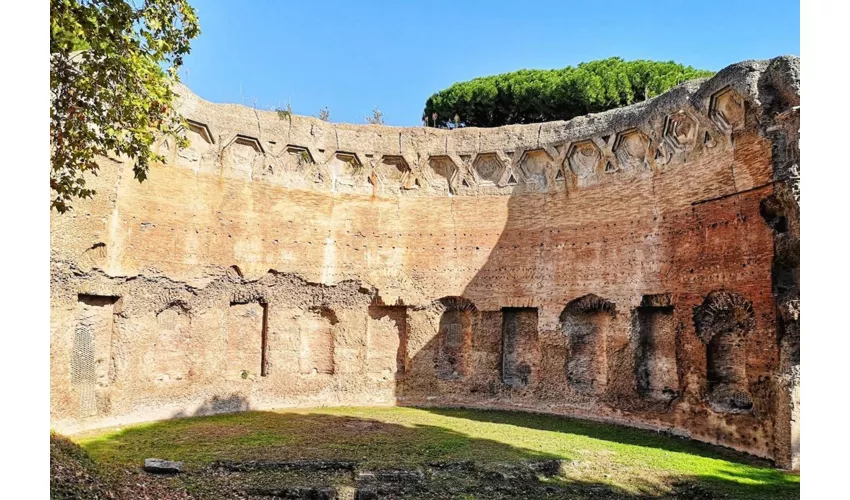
[49,56,800,469]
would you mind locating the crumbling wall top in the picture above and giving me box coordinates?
[167,56,799,196]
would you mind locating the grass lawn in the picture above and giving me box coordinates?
[73,406,799,499]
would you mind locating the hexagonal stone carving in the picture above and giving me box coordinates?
[286,145,313,164]
[428,155,458,193]
[222,135,264,179]
[280,145,316,180]
[335,152,361,166]
[184,120,214,144]
[377,155,409,182]
[517,149,551,186]
[566,140,601,178]
[709,87,745,132]
[230,135,264,154]
[329,152,364,187]
[377,155,417,189]
[473,153,506,185]
[662,111,698,152]
[173,119,216,171]
[613,129,650,171]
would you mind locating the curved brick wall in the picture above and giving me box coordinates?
[49,56,800,469]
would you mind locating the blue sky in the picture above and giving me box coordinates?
[180,0,800,126]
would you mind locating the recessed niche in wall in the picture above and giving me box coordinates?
[72,295,119,417]
[634,294,678,401]
[435,297,476,380]
[299,307,336,375]
[560,294,616,394]
[693,290,755,413]
[227,301,268,379]
[150,302,192,384]
[501,307,538,388]
[367,305,409,379]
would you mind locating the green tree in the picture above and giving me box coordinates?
[423,57,714,128]
[50,0,200,212]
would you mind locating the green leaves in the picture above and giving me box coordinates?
[423,57,714,128]
[50,0,200,213]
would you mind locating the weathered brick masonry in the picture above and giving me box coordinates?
[50,56,800,469]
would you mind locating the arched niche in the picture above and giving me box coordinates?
[433,296,476,380]
[693,290,755,413]
[560,294,616,394]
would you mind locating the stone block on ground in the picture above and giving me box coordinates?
[143,458,183,473]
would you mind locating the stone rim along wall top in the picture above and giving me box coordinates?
[49,56,800,469]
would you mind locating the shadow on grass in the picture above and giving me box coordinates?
[75,395,798,499]
[80,396,556,469]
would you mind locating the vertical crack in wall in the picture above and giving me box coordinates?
[537,187,551,290]
[252,106,262,138]
[260,302,269,377]
[106,155,127,273]
[449,197,460,272]
[726,134,746,222]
